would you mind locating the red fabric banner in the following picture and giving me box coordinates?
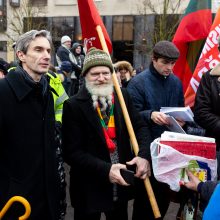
[185,7,220,107]
[77,0,112,53]
[172,0,212,93]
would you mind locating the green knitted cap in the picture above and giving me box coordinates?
[82,47,113,76]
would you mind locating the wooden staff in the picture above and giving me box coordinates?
[96,25,161,218]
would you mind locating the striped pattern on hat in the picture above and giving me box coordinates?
[82,47,113,76]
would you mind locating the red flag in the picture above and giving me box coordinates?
[77,0,112,53]
[185,7,220,107]
[172,0,212,92]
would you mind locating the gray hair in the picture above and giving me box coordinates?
[15,30,52,54]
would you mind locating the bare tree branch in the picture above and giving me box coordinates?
[135,0,184,54]
[6,0,46,41]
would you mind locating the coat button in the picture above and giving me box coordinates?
[218,77,220,82]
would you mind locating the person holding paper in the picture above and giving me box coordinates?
[127,40,185,140]
[127,40,185,219]
[62,47,152,220]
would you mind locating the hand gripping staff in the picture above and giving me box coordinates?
[0,196,31,220]
[96,25,161,218]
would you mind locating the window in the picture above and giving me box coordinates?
[29,0,47,6]
[0,0,6,32]
[23,17,48,33]
[51,17,75,41]
[0,41,7,52]
[113,16,133,41]
[10,0,20,7]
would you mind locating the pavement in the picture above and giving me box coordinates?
[64,163,180,220]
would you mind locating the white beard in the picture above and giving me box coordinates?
[85,79,114,111]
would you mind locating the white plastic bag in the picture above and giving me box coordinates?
[150,138,217,192]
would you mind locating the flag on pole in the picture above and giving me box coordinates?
[77,0,112,53]
[185,7,220,107]
[172,0,212,92]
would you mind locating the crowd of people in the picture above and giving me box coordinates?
[0,29,219,220]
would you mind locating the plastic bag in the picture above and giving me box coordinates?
[150,138,217,192]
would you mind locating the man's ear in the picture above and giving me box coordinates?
[16,51,25,62]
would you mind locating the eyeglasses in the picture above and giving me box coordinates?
[89,71,111,78]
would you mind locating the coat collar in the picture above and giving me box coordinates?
[75,84,91,101]
[75,85,106,143]
[75,85,123,145]
[6,68,33,101]
[210,63,220,76]
[6,67,56,101]
[150,62,170,80]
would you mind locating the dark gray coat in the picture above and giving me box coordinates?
[0,68,60,219]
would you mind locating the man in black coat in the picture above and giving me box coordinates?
[0,30,61,219]
[62,47,152,220]
[194,63,220,179]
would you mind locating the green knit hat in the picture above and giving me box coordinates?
[82,47,114,76]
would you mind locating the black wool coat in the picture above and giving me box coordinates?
[0,69,60,219]
[62,85,152,214]
[194,64,220,151]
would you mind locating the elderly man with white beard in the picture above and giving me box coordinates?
[62,47,152,220]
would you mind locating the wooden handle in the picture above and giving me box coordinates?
[0,196,31,220]
[96,25,161,218]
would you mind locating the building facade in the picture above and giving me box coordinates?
[0,0,189,69]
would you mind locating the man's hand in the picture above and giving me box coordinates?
[175,118,186,127]
[183,170,201,191]
[109,163,129,186]
[126,157,151,180]
[151,111,169,126]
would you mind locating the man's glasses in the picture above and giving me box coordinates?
[89,71,111,78]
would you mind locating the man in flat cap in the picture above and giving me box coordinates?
[62,47,152,220]
[127,40,184,219]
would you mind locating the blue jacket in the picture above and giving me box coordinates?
[203,183,220,220]
[127,64,184,139]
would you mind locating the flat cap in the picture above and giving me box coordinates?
[153,40,180,60]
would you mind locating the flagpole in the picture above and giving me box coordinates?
[96,25,161,219]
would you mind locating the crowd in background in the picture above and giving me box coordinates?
[0,31,220,220]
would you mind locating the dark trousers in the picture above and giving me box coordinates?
[74,200,128,220]
[132,176,171,220]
